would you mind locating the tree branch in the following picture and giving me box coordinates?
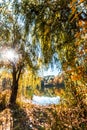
[16,64,24,82]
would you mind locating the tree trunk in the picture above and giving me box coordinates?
[9,65,17,104]
[10,64,22,105]
[9,62,23,105]
[10,82,18,104]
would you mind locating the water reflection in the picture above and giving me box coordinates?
[32,95,60,106]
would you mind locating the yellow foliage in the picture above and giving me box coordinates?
[71,75,81,81]
[78,20,83,27]
[44,25,50,35]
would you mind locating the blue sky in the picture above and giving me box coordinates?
[40,65,62,76]
[38,53,62,77]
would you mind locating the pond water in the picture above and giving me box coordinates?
[32,95,60,106]
[22,95,60,106]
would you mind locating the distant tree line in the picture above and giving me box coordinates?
[41,74,65,91]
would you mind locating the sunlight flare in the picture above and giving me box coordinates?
[0,48,19,64]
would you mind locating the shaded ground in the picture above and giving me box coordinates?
[0,102,87,130]
[0,104,57,130]
[0,89,87,130]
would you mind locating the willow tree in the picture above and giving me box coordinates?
[0,0,86,105]
[0,0,40,104]
[21,0,76,93]
[0,0,76,104]
[21,0,76,64]
[21,0,87,105]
